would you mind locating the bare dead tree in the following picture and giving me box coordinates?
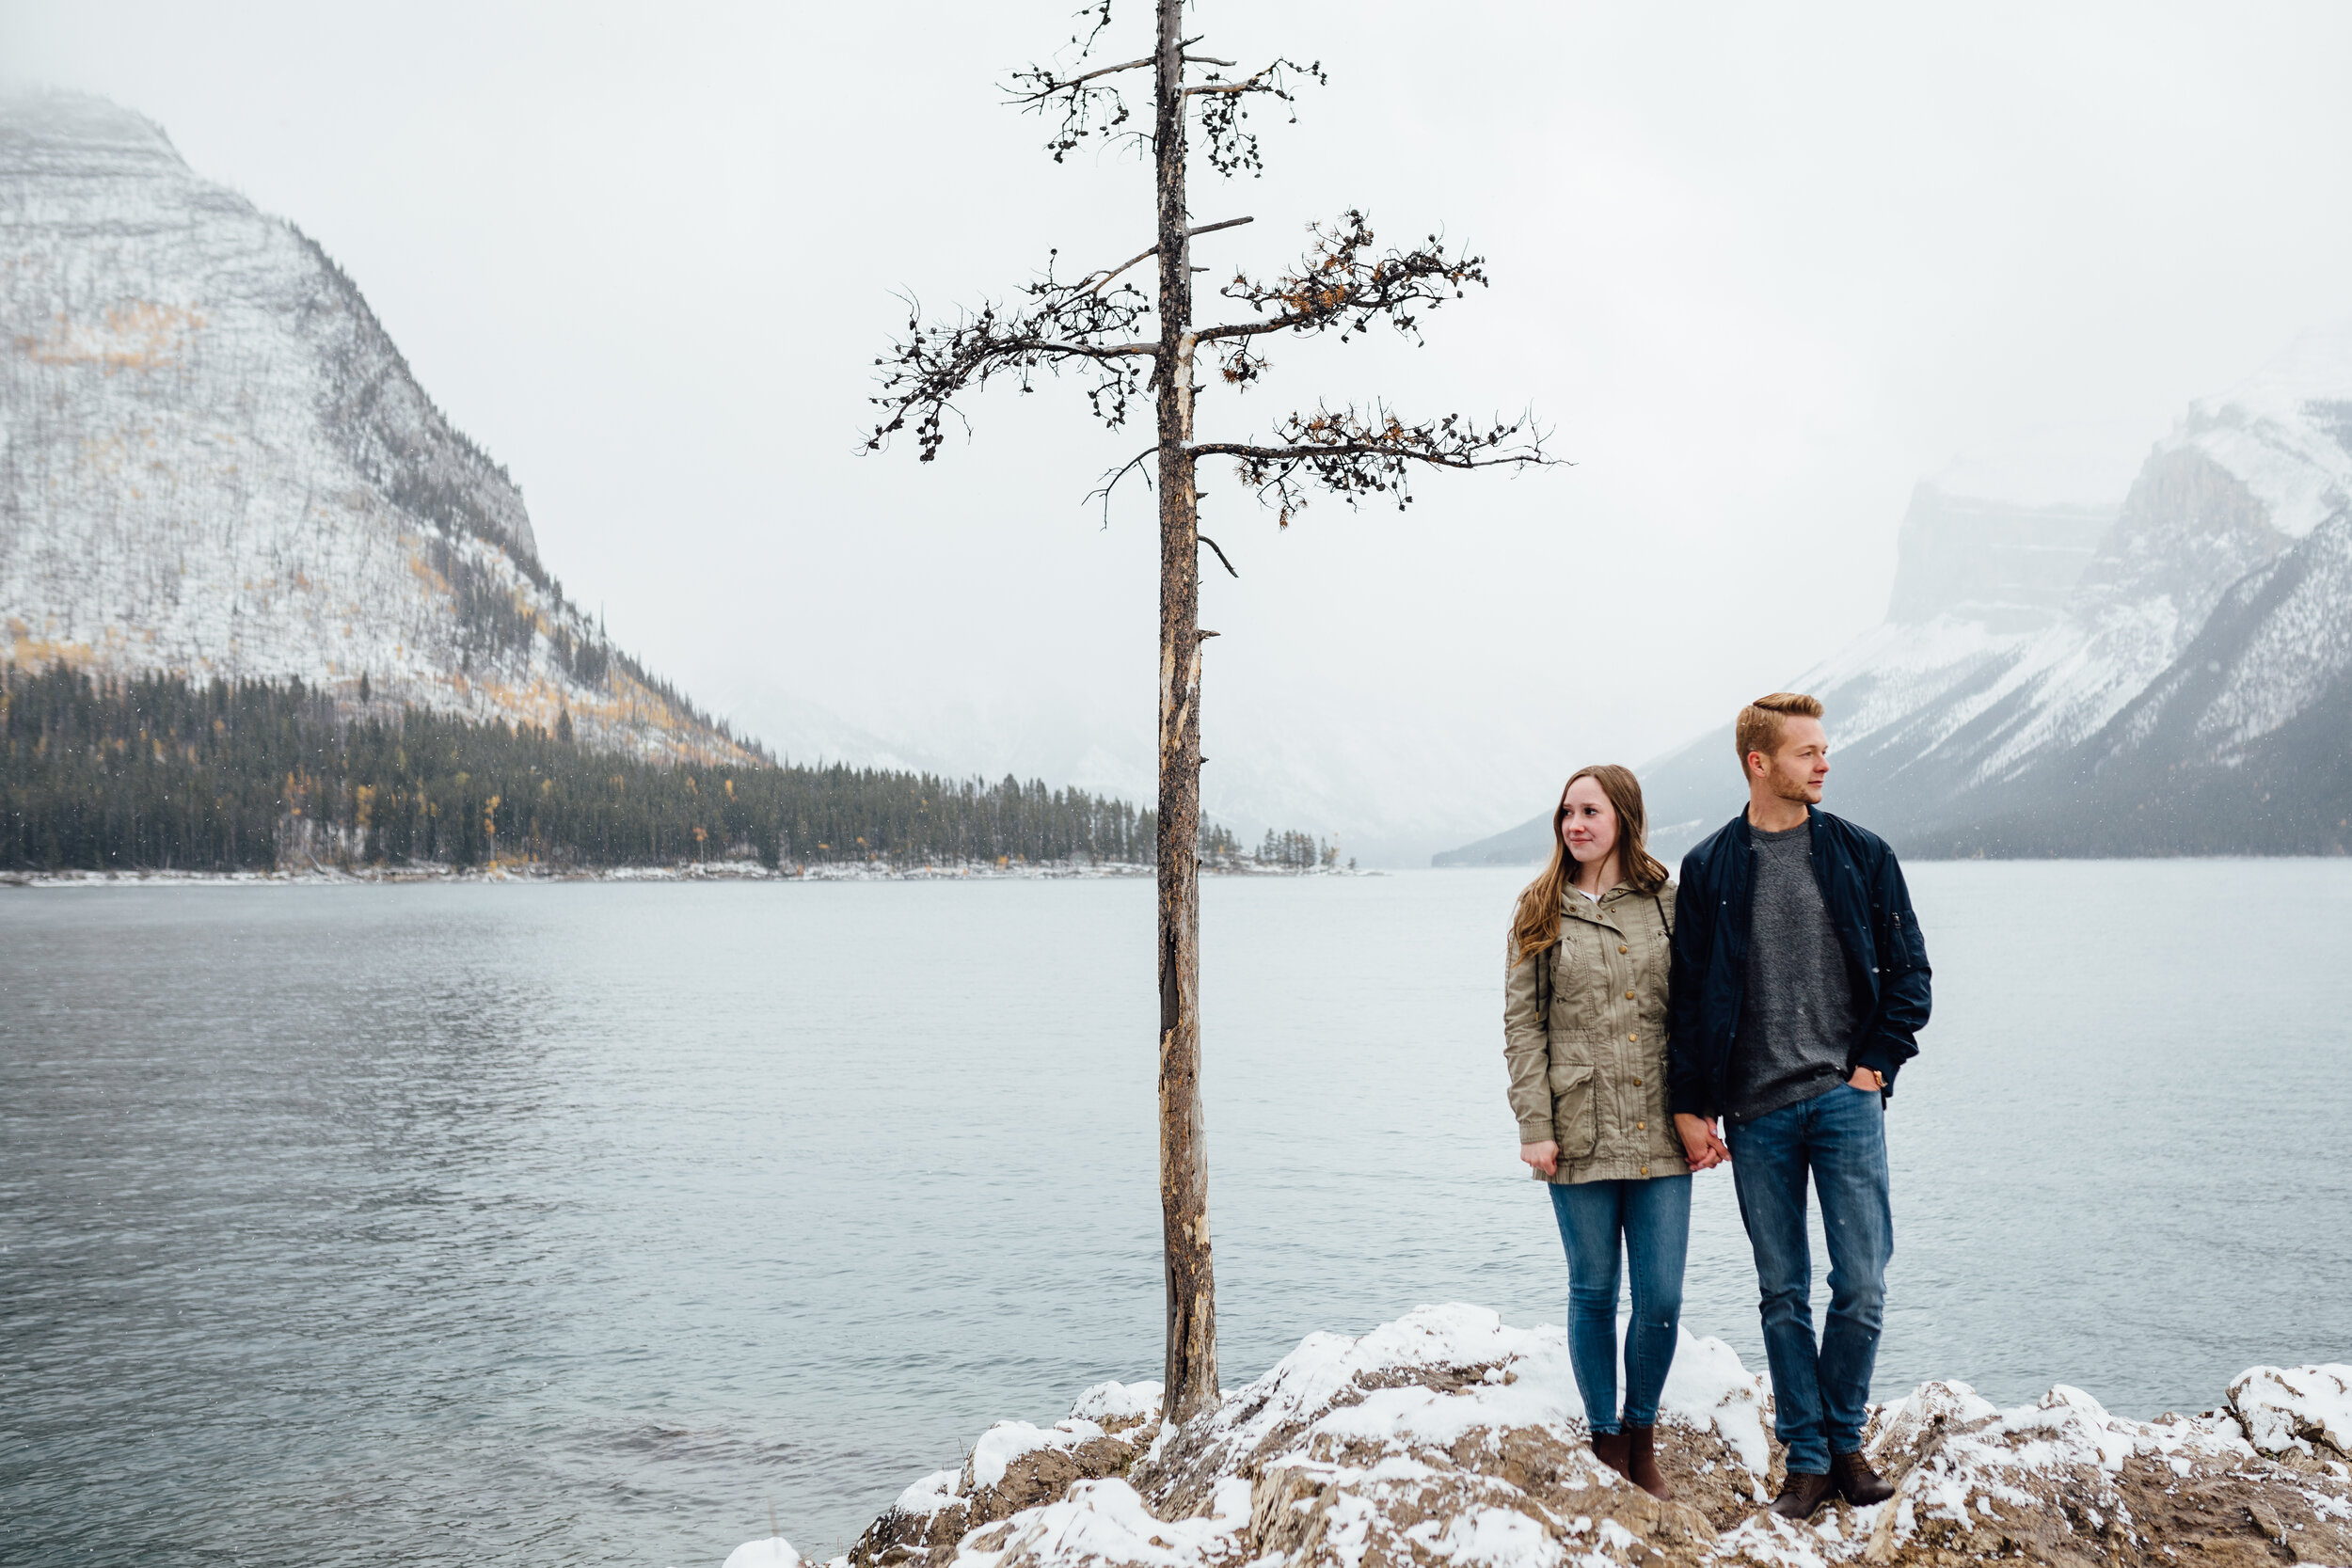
[868,0,1549,1424]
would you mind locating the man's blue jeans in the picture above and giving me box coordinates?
[1725,1085,1893,1475]
[1546,1177,1691,1434]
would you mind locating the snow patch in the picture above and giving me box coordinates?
[893,1468,963,1517]
[1069,1381,1165,1429]
[950,1476,1247,1568]
[2231,1364,2352,1457]
[721,1537,802,1568]
[971,1419,1108,1491]
[2181,319,2352,541]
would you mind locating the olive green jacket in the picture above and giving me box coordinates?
[1503,881,1687,1183]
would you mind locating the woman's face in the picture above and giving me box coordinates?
[1558,775,1619,866]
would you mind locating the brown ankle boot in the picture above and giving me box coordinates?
[1626,1425,1673,1500]
[1767,1469,1835,1519]
[1830,1450,1894,1505]
[1589,1426,1632,1483]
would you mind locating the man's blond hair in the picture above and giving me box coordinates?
[1735,691,1824,768]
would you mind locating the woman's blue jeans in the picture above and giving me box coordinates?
[1546,1176,1691,1433]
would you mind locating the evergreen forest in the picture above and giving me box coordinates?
[1,665,1338,875]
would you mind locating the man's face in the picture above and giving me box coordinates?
[1749,716,1829,803]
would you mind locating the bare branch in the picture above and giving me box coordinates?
[1082,215,1255,296]
[1007,2,1317,178]
[1007,6,1155,169]
[1071,0,1115,55]
[1192,403,1552,526]
[1025,55,1153,94]
[1197,533,1240,578]
[868,257,1161,463]
[1188,57,1325,177]
[1086,444,1158,527]
[1003,10,1196,164]
[1200,211,1486,388]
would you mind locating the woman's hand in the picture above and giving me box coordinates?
[1519,1140,1559,1178]
[1675,1113,1730,1171]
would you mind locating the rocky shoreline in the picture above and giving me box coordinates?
[733,1306,2351,1568]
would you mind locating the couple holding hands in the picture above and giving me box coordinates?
[1502,692,1933,1521]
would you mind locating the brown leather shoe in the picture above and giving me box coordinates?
[1589,1427,1632,1483]
[1625,1425,1674,1499]
[1768,1470,1835,1520]
[1831,1450,1895,1505]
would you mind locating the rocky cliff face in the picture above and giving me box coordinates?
[1903,497,2352,856]
[1882,487,2111,633]
[0,91,749,764]
[1828,326,2352,856]
[1438,324,2352,863]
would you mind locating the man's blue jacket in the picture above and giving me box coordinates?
[1665,803,1931,1120]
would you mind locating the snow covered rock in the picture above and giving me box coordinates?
[854,1399,1166,1564]
[810,1304,2352,1568]
[2230,1364,2352,1460]
[1847,1380,2263,1562]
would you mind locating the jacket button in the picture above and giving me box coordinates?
[1618,944,1628,954]
[1624,990,1635,1001]
[1632,1077,1642,1086]
[1628,1033,1637,1042]
[1640,1165,1650,1177]
[1637,1120,1645,1131]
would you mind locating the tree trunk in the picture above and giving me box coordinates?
[1152,0,1217,1425]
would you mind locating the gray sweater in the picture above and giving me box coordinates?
[1726,820,1860,1122]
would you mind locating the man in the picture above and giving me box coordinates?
[1667,692,1931,1520]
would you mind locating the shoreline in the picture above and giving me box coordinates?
[0,860,1380,889]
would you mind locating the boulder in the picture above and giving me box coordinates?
[2229,1365,2352,1461]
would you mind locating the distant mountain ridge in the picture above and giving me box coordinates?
[0,91,750,764]
[1438,324,2352,863]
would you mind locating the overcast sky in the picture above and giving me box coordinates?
[8,1,2351,857]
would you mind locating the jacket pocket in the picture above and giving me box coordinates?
[1549,1061,1598,1162]
[1545,942,1578,1034]
[1891,905,1928,969]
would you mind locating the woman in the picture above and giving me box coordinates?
[1502,764,1715,1500]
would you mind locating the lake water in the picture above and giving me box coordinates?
[4,863,2348,1567]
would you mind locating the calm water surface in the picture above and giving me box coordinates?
[4,863,2348,1567]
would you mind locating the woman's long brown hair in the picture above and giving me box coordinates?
[1509,763,1669,965]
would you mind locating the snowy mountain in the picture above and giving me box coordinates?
[1439,324,2352,863]
[0,91,751,765]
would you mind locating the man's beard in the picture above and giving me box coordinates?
[1769,771,1819,803]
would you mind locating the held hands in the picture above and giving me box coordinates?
[1519,1140,1559,1178]
[1674,1113,1730,1172]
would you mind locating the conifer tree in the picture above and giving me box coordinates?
[866,0,1547,1418]
[1,665,1223,875]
